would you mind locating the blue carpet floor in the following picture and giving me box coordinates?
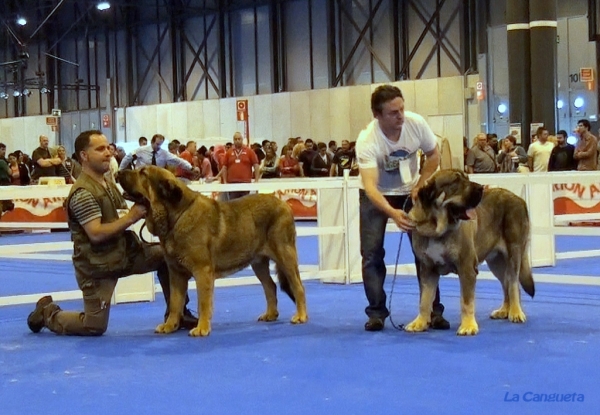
[1,279,598,415]
[0,232,599,414]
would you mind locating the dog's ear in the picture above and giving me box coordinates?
[417,183,437,205]
[156,178,183,204]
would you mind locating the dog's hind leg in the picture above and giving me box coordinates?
[405,266,438,333]
[506,247,526,323]
[486,256,510,320]
[251,256,279,322]
[189,265,215,337]
[272,244,308,324]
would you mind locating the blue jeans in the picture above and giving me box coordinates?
[359,190,444,320]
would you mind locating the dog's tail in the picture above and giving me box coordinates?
[276,264,296,304]
[519,253,535,298]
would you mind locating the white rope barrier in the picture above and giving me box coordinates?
[1,171,600,307]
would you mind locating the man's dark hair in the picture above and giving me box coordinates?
[0,142,6,149]
[557,129,569,138]
[138,136,147,145]
[261,139,270,147]
[305,138,314,145]
[198,145,207,156]
[317,142,327,150]
[151,134,165,144]
[578,119,591,130]
[371,85,403,115]
[109,143,117,150]
[505,135,517,145]
[328,140,337,148]
[74,130,103,158]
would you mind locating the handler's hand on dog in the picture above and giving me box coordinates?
[128,203,147,222]
[391,209,415,232]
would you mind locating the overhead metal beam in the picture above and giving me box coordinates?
[333,0,385,87]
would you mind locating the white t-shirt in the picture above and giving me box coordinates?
[527,141,554,172]
[355,111,437,195]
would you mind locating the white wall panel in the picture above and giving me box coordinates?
[252,94,274,143]
[329,87,351,142]
[348,85,372,140]
[202,99,221,139]
[438,77,463,115]
[0,116,55,154]
[219,97,239,140]
[170,102,189,142]
[396,80,416,110]
[156,104,174,139]
[186,101,205,139]
[414,78,439,116]
[309,89,330,143]
[290,91,311,139]
[271,93,291,142]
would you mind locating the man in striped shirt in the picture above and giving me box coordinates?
[27,130,197,336]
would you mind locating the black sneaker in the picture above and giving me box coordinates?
[430,313,450,330]
[364,317,385,332]
[27,296,54,333]
[179,308,199,330]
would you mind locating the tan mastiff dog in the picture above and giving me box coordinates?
[118,166,308,337]
[406,169,534,335]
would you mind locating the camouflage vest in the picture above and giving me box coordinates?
[66,171,128,277]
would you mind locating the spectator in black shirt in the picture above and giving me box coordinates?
[548,130,576,171]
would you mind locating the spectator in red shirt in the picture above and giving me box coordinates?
[279,145,301,178]
[177,141,197,180]
[195,146,213,180]
[223,132,260,200]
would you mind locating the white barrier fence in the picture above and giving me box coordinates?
[1,171,599,307]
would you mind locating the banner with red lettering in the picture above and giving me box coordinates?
[553,183,600,215]
[1,190,318,223]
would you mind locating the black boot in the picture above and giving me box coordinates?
[431,303,450,330]
[27,296,54,333]
[157,263,198,330]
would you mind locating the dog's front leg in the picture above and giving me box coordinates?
[189,266,214,337]
[405,266,439,333]
[155,267,188,334]
[457,265,479,336]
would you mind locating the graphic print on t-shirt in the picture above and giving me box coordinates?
[379,148,417,191]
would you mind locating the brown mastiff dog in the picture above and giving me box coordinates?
[118,166,308,337]
[406,169,535,335]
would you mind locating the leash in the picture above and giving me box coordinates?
[138,220,160,245]
[387,196,412,331]
[387,231,405,330]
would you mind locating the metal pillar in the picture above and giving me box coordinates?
[507,0,532,148]
[529,0,557,135]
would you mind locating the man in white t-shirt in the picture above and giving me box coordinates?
[355,84,449,332]
[527,127,554,172]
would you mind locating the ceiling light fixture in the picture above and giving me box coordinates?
[16,17,27,26]
[96,2,111,11]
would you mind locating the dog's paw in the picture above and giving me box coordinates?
[258,311,279,322]
[155,322,178,334]
[490,307,509,319]
[290,313,308,324]
[404,316,429,332]
[189,321,211,337]
[508,309,527,323]
[456,319,479,336]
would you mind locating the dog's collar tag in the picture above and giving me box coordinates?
[398,158,412,182]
